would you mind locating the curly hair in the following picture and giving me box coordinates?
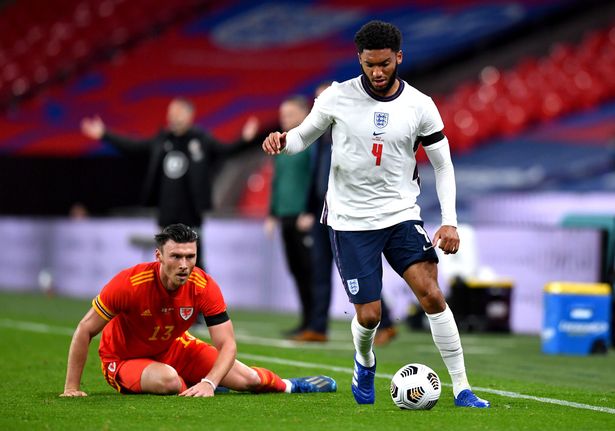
[155,223,199,248]
[354,20,402,53]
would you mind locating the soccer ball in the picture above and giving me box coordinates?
[390,363,441,410]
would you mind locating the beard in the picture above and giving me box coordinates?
[362,62,399,95]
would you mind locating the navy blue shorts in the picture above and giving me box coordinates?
[328,220,439,304]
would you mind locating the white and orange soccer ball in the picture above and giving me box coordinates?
[390,363,441,410]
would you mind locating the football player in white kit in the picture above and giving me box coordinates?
[263,20,489,408]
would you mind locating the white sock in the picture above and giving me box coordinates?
[282,379,292,393]
[351,314,377,367]
[426,304,470,397]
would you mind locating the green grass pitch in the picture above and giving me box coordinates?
[0,290,614,430]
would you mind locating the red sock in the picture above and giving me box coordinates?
[251,367,287,393]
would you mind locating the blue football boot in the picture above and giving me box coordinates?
[454,389,491,408]
[289,376,337,393]
[351,355,376,404]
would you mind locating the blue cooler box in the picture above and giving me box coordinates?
[542,282,611,355]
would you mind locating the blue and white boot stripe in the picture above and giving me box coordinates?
[305,376,333,389]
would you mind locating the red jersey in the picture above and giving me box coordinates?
[92,262,227,361]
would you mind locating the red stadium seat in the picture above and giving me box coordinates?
[426,22,615,152]
[0,0,205,109]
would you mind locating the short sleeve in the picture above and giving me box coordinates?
[92,271,133,321]
[418,97,444,138]
[198,273,227,318]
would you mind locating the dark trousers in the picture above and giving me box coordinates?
[280,216,313,330]
[307,221,334,333]
[380,297,393,329]
[192,225,205,270]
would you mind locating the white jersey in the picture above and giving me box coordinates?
[285,76,457,231]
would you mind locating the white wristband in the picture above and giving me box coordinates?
[201,377,217,391]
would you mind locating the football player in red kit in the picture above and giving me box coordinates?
[61,223,336,397]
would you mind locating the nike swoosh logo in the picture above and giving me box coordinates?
[372,131,386,136]
[423,245,434,251]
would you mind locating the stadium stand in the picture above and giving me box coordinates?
[0,0,613,218]
[434,24,615,154]
[0,0,206,110]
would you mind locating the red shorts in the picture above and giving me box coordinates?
[100,331,218,393]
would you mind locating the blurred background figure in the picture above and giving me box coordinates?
[374,302,398,346]
[264,95,313,338]
[81,97,259,269]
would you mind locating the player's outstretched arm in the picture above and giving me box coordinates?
[262,132,287,155]
[81,115,154,152]
[60,308,108,397]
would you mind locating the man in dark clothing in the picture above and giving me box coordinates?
[291,122,332,342]
[264,95,313,337]
[81,97,258,268]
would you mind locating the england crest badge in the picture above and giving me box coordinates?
[347,279,360,295]
[179,307,194,320]
[374,112,389,129]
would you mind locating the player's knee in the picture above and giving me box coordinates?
[357,307,381,329]
[149,366,182,394]
[158,375,182,394]
[418,289,446,314]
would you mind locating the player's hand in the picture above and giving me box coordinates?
[60,389,88,397]
[179,381,215,398]
[432,225,459,255]
[296,213,315,232]
[80,116,105,140]
[262,131,287,155]
[242,115,260,142]
[264,216,277,238]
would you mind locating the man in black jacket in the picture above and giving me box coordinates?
[81,97,258,267]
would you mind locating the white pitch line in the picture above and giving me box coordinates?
[1,318,614,415]
[238,353,615,415]
[474,388,615,415]
[239,353,615,415]
[222,328,498,355]
[233,332,355,351]
[0,318,75,336]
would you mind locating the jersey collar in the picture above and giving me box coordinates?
[360,75,404,102]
